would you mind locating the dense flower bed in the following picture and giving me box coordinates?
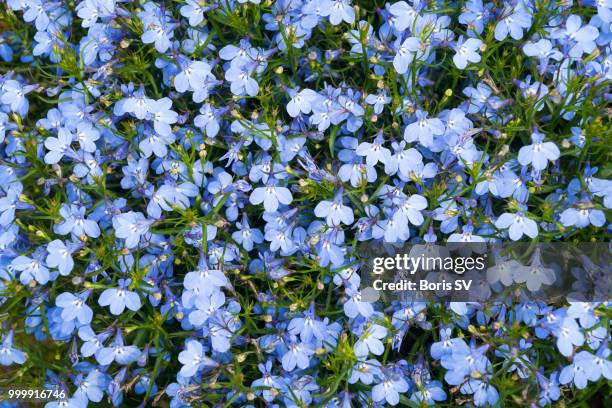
[0,0,610,406]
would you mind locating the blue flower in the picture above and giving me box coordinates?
[183,255,228,298]
[231,214,264,251]
[97,330,141,366]
[12,252,50,285]
[560,206,606,228]
[148,97,178,137]
[495,209,538,241]
[322,0,355,26]
[76,0,115,28]
[45,239,75,276]
[173,57,213,94]
[518,132,560,171]
[0,330,26,366]
[494,4,532,41]
[0,183,33,226]
[551,15,599,58]
[55,291,93,325]
[286,87,318,117]
[225,61,259,96]
[1,79,35,116]
[343,285,374,318]
[281,335,314,371]
[453,37,483,69]
[288,303,328,343]
[355,132,391,167]
[458,0,491,34]
[354,322,387,357]
[112,211,153,248]
[372,368,409,406]
[139,2,176,53]
[365,90,391,115]
[44,128,75,164]
[537,371,561,406]
[180,0,208,26]
[251,361,284,402]
[98,278,142,315]
[523,39,563,74]
[393,37,421,74]
[73,370,108,404]
[249,179,293,212]
[22,0,51,30]
[314,190,354,226]
[410,380,447,405]
[553,316,584,356]
[194,104,221,137]
[404,110,445,148]
[54,204,101,238]
[389,1,419,32]
[188,290,225,326]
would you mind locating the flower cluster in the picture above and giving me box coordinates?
[0,0,610,407]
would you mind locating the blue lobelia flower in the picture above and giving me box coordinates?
[288,303,328,343]
[78,326,113,362]
[0,183,34,227]
[322,0,355,26]
[314,189,354,226]
[44,128,76,164]
[494,4,533,41]
[1,79,36,116]
[148,97,178,137]
[365,90,391,115]
[73,370,109,404]
[97,330,141,366]
[495,208,538,241]
[194,103,222,137]
[281,335,314,371]
[75,121,100,152]
[55,290,93,325]
[225,60,259,96]
[458,0,492,34]
[178,339,219,377]
[559,199,606,228]
[388,1,419,32]
[372,368,410,406]
[404,110,445,148]
[453,37,483,69]
[518,132,560,171]
[180,0,209,27]
[45,239,76,276]
[251,361,284,402]
[11,251,50,285]
[354,322,387,357]
[410,380,447,405]
[112,211,153,248]
[553,316,584,357]
[174,56,214,94]
[392,36,421,74]
[286,87,318,118]
[249,177,293,212]
[355,131,391,167]
[537,371,561,406]
[523,39,563,74]
[139,2,176,53]
[0,330,26,366]
[54,204,101,238]
[551,15,599,58]
[231,214,264,251]
[98,278,142,315]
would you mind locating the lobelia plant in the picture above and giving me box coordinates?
[0,0,611,407]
